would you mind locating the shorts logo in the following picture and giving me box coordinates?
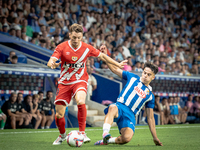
[72,56,78,61]
[134,86,146,98]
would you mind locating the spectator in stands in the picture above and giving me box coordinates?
[39,39,46,48]
[9,28,16,36]
[10,55,18,64]
[15,27,21,39]
[1,25,9,35]
[153,95,164,125]
[16,93,32,128]
[193,96,200,118]
[32,94,42,129]
[123,56,132,71]
[185,94,194,116]
[1,92,24,129]
[190,63,199,75]
[160,97,174,124]
[38,10,48,26]
[40,91,54,129]
[28,7,38,26]
[0,108,7,129]
[175,96,187,124]
[20,19,33,38]
[4,51,16,64]
[134,61,143,72]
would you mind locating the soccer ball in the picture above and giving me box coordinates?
[67,130,84,147]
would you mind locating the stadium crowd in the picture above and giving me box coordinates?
[0,0,200,75]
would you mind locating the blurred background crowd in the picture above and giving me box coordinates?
[0,0,200,75]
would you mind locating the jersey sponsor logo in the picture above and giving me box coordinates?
[134,86,146,98]
[72,56,78,61]
[66,52,70,55]
[65,63,85,68]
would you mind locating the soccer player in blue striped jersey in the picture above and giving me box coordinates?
[94,46,162,146]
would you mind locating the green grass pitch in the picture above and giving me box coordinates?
[0,124,200,150]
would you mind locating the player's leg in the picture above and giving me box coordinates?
[53,84,71,145]
[73,82,90,143]
[94,104,119,145]
[53,104,66,145]
[102,104,118,143]
[114,127,134,144]
[74,90,90,143]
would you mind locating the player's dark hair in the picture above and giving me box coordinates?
[69,23,83,33]
[144,62,158,74]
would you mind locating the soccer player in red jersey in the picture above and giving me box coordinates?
[47,23,126,145]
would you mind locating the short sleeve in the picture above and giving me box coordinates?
[122,71,140,81]
[51,102,54,110]
[51,44,63,60]
[88,45,101,57]
[145,94,155,109]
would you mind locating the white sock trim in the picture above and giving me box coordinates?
[108,137,117,144]
[103,123,111,135]
[61,132,66,138]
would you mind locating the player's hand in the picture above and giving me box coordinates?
[51,61,62,69]
[119,60,128,69]
[153,137,163,146]
[100,45,107,55]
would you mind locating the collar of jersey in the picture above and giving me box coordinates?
[139,77,152,91]
[68,40,82,51]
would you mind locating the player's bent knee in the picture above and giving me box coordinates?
[76,99,85,105]
[122,136,132,144]
[108,105,118,113]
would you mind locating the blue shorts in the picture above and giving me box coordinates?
[104,102,135,133]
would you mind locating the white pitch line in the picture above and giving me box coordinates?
[0,125,199,135]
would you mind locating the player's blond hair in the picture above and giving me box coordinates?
[69,23,83,33]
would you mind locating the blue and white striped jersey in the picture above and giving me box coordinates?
[117,71,155,115]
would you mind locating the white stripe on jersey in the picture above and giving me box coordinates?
[60,48,89,81]
[125,82,143,106]
[135,94,153,115]
[131,88,149,113]
[122,78,137,98]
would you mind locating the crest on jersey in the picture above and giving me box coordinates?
[146,90,149,95]
[134,86,146,98]
[72,56,78,61]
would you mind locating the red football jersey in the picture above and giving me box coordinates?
[51,40,101,85]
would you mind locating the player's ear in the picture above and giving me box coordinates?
[69,33,71,38]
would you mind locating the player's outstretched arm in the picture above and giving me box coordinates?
[99,53,126,69]
[47,57,61,69]
[146,108,163,146]
[98,45,126,69]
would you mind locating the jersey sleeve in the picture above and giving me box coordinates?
[145,94,155,109]
[88,45,101,57]
[51,44,63,60]
[122,71,140,80]
[51,102,54,110]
